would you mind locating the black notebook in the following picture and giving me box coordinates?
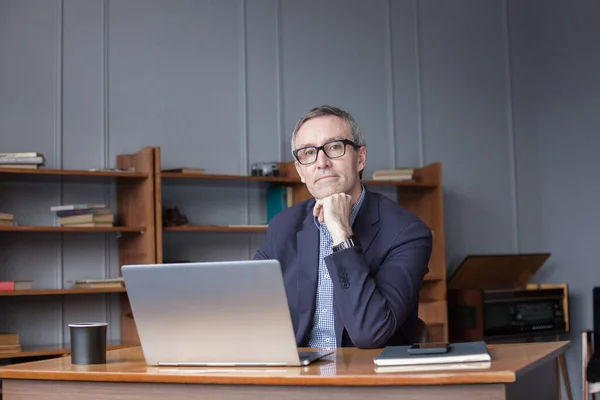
[373,341,491,367]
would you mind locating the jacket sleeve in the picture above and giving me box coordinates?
[324,220,432,348]
[253,224,275,260]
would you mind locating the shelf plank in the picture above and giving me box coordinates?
[161,172,436,188]
[161,172,296,183]
[0,167,148,178]
[0,347,69,360]
[0,343,132,360]
[0,226,145,233]
[0,287,126,296]
[361,179,436,188]
[165,225,268,232]
[423,271,445,281]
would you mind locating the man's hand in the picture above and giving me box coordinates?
[313,193,353,245]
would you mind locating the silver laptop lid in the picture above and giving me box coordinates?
[121,260,304,366]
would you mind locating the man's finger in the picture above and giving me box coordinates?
[313,201,322,217]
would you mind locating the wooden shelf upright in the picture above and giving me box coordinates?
[115,147,158,346]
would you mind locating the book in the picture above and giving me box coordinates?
[60,222,114,227]
[162,167,205,174]
[55,208,111,217]
[373,341,491,367]
[0,281,33,291]
[375,361,492,373]
[75,278,124,284]
[0,152,42,158]
[0,343,22,353]
[74,277,124,289]
[0,333,20,346]
[0,213,14,220]
[50,204,106,212]
[0,164,39,169]
[0,156,44,164]
[266,186,288,223]
[58,213,114,225]
[75,282,123,289]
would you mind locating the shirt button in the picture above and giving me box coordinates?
[324,273,329,279]
[325,338,330,343]
[322,309,327,313]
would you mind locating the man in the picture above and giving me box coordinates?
[254,105,432,349]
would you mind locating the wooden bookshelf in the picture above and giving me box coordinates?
[0,147,157,364]
[153,151,448,343]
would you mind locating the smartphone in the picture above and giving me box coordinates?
[407,342,449,355]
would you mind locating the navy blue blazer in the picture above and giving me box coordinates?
[254,188,432,349]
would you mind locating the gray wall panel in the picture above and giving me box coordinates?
[418,0,515,271]
[4,3,580,387]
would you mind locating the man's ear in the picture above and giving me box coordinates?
[357,146,367,173]
[294,161,306,183]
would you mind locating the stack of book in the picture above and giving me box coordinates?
[74,277,124,289]
[0,212,14,226]
[0,152,45,169]
[372,168,414,181]
[0,333,21,354]
[50,204,114,227]
[373,341,492,372]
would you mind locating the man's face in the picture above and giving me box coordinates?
[293,115,366,200]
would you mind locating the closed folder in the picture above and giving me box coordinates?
[373,340,491,367]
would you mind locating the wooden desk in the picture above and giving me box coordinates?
[0,341,569,400]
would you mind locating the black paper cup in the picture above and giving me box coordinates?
[69,322,107,365]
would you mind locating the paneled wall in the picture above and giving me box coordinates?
[1,0,529,359]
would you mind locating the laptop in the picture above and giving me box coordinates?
[121,260,333,366]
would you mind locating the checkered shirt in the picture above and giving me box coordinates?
[306,186,366,349]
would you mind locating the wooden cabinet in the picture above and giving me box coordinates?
[0,147,156,361]
[152,146,448,342]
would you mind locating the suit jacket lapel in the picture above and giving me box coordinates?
[352,189,380,254]
[334,189,380,345]
[295,202,319,345]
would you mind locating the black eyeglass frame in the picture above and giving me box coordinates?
[292,139,361,165]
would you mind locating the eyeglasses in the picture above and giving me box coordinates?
[293,139,361,165]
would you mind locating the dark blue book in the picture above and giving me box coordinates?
[373,341,491,366]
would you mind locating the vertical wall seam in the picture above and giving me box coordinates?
[102,0,112,331]
[275,0,285,160]
[238,0,251,256]
[385,0,396,168]
[503,0,520,252]
[56,0,65,345]
[239,0,249,183]
[414,0,425,167]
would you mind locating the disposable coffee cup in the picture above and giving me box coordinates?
[69,322,107,365]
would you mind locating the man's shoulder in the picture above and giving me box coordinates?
[267,197,314,233]
[367,190,428,228]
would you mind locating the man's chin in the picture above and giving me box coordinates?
[312,187,339,199]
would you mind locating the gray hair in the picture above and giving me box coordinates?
[290,105,366,152]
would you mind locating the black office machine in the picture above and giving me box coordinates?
[447,253,568,342]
